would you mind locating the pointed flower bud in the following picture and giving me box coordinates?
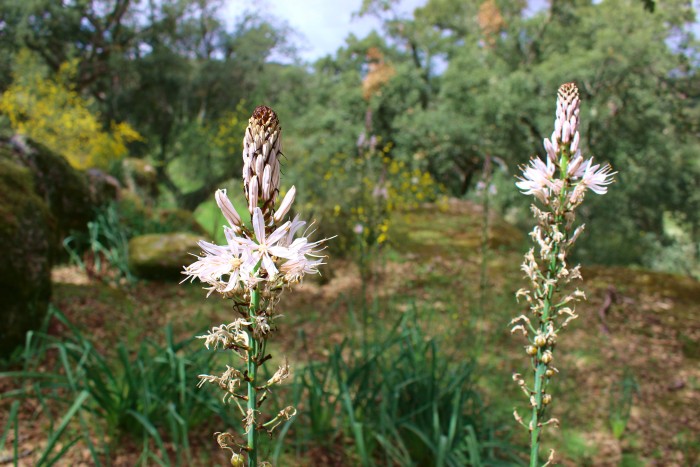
[567,152,584,178]
[248,175,259,214]
[243,105,282,219]
[215,189,242,233]
[570,131,580,154]
[543,138,557,163]
[262,164,272,201]
[561,120,571,143]
[569,115,578,134]
[274,185,296,223]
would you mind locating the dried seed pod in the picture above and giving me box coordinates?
[534,334,547,347]
[526,345,538,356]
[541,351,553,364]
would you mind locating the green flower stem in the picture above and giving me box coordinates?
[529,277,555,467]
[529,364,545,466]
[247,282,260,467]
[529,153,570,467]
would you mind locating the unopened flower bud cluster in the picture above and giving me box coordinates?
[512,84,615,446]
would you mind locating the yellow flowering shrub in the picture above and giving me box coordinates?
[0,50,141,170]
[208,102,248,152]
[304,138,444,261]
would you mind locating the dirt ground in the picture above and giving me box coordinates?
[1,200,699,466]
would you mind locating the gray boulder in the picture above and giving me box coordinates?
[128,233,201,280]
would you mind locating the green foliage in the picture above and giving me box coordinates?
[284,0,699,273]
[556,429,597,465]
[164,103,249,197]
[643,211,700,280]
[0,0,696,273]
[0,0,298,209]
[304,147,444,267]
[608,369,639,440]
[277,49,439,266]
[1,306,236,465]
[0,50,141,169]
[277,303,521,466]
[116,195,205,238]
[64,198,205,284]
[64,203,134,284]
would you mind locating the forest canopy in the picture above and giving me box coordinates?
[0,0,698,273]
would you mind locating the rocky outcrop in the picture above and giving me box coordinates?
[128,232,201,280]
[9,136,95,249]
[0,154,52,355]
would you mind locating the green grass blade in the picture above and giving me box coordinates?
[436,434,449,467]
[128,410,169,466]
[45,436,82,466]
[0,400,19,456]
[464,425,482,467]
[36,390,90,466]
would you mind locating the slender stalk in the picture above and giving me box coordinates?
[247,285,260,467]
[185,106,329,465]
[529,281,554,466]
[476,155,493,355]
[529,367,543,467]
[513,82,615,467]
[529,158,568,467]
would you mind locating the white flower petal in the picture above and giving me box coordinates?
[252,207,266,243]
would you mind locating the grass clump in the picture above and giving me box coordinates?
[278,304,521,466]
[1,306,235,466]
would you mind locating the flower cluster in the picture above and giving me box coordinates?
[183,190,325,295]
[182,106,328,466]
[512,83,615,466]
[516,83,614,207]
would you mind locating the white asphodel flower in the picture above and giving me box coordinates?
[279,214,307,248]
[271,214,328,283]
[182,237,250,293]
[185,191,328,293]
[516,157,555,203]
[280,256,325,283]
[577,158,616,194]
[232,207,295,278]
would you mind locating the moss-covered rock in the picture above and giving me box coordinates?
[128,232,201,280]
[9,137,93,235]
[0,157,52,356]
